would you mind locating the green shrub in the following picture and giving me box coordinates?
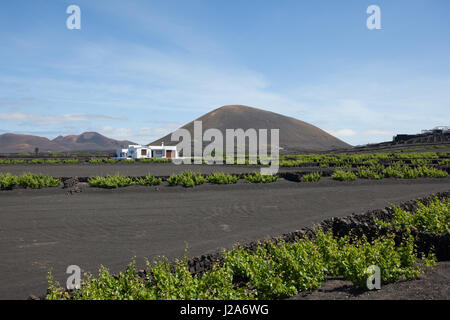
[394,152,438,160]
[267,240,326,292]
[314,230,343,276]
[206,172,240,184]
[88,173,162,188]
[29,159,44,164]
[75,152,90,157]
[20,173,60,188]
[375,197,450,234]
[279,159,310,167]
[89,158,104,164]
[167,171,205,187]
[382,164,407,178]
[167,174,180,186]
[224,245,299,299]
[336,233,420,288]
[62,159,79,164]
[0,173,61,189]
[356,166,384,179]
[156,158,170,163]
[275,152,448,170]
[415,166,448,178]
[46,229,435,300]
[104,159,119,164]
[1,159,80,165]
[67,261,154,300]
[411,159,432,166]
[88,174,135,188]
[148,257,252,300]
[331,170,356,181]
[135,174,162,186]
[244,172,278,183]
[382,164,448,179]
[48,257,253,300]
[0,173,18,190]
[302,172,322,182]
[43,159,60,164]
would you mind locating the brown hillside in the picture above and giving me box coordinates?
[0,132,135,153]
[150,105,350,152]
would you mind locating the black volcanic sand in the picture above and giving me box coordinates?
[0,178,449,299]
[0,163,305,178]
[290,261,449,300]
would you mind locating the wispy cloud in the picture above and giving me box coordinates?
[0,97,37,107]
[365,129,394,136]
[99,121,183,144]
[287,66,450,145]
[0,39,307,121]
[326,129,357,138]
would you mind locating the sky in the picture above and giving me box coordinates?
[0,0,449,146]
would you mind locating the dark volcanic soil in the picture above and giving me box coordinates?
[290,261,450,300]
[0,177,448,299]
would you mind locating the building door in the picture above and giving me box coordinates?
[166,150,173,158]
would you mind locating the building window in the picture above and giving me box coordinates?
[153,150,164,158]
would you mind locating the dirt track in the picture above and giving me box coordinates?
[0,178,449,299]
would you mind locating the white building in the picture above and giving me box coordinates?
[116,148,129,159]
[115,143,178,160]
[433,126,449,133]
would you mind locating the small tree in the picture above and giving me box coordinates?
[34,147,39,156]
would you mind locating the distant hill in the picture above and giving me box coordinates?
[150,105,350,152]
[0,132,135,153]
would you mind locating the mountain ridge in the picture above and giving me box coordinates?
[0,132,135,153]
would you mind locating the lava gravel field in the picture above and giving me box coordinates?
[0,177,449,299]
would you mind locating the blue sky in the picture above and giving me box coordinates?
[0,0,449,145]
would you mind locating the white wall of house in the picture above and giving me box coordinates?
[115,144,178,160]
[149,146,177,159]
[128,145,150,159]
[115,148,128,159]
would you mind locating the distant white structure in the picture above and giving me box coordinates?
[433,126,449,132]
[116,148,129,159]
[421,126,449,134]
[115,143,178,160]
